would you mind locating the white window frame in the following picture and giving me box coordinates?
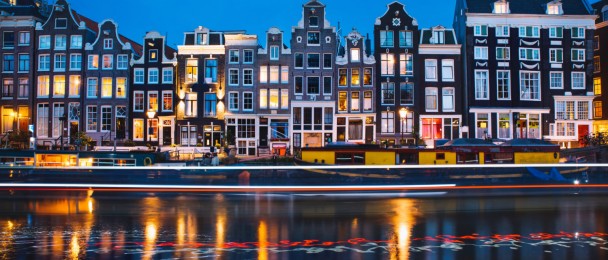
[571,49,585,62]
[496,70,510,100]
[550,71,563,89]
[134,68,144,84]
[549,48,563,63]
[474,47,488,60]
[496,47,510,60]
[162,67,173,84]
[519,48,540,61]
[495,25,509,37]
[519,71,541,101]
[425,59,438,82]
[571,72,585,90]
[148,68,159,84]
[474,25,487,36]
[474,70,489,100]
[229,91,239,111]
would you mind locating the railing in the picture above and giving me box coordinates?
[101,131,112,145]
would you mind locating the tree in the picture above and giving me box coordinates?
[7,130,31,149]
[73,131,93,150]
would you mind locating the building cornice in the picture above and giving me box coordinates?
[419,44,461,55]
[177,45,225,55]
[466,13,596,29]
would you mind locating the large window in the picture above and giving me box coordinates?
[204,93,217,116]
[18,54,29,72]
[323,76,332,95]
[594,101,602,118]
[162,68,173,84]
[399,31,413,48]
[381,111,394,133]
[400,82,414,105]
[571,72,585,89]
[425,87,438,112]
[549,27,563,38]
[70,35,82,49]
[88,55,99,70]
[54,35,66,50]
[338,91,347,112]
[260,66,268,83]
[269,66,279,83]
[134,68,144,84]
[496,47,510,60]
[442,88,455,112]
[205,59,217,83]
[281,89,289,109]
[18,78,27,98]
[162,91,173,112]
[519,48,540,61]
[269,89,279,109]
[54,54,66,71]
[400,53,413,76]
[242,92,253,111]
[116,78,126,98]
[442,59,454,81]
[363,91,372,111]
[69,54,81,70]
[230,92,240,110]
[571,27,585,39]
[381,53,394,76]
[425,59,437,81]
[323,53,332,69]
[185,93,197,117]
[102,54,113,69]
[133,91,144,112]
[474,70,489,100]
[496,25,509,37]
[571,49,585,62]
[294,76,303,94]
[281,67,289,84]
[101,77,112,98]
[228,69,239,86]
[520,71,540,100]
[295,53,303,68]
[117,55,128,70]
[338,69,347,87]
[307,32,320,45]
[36,104,49,137]
[244,49,254,63]
[550,72,563,89]
[38,54,50,71]
[498,113,511,139]
[86,78,98,98]
[2,79,12,98]
[497,70,510,100]
[519,26,540,37]
[476,113,489,139]
[39,35,50,49]
[148,92,158,112]
[381,82,395,105]
[53,75,65,97]
[549,49,563,63]
[594,77,602,95]
[243,69,253,86]
[37,75,49,97]
[380,30,394,47]
[307,77,320,94]
[307,53,320,68]
[474,25,487,36]
[101,106,112,132]
[18,31,29,46]
[351,69,360,86]
[86,106,97,132]
[148,68,159,84]
[474,47,488,60]
[364,68,372,86]
[186,59,198,83]
[228,49,239,63]
[3,54,13,72]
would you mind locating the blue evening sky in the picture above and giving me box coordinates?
[70,0,602,49]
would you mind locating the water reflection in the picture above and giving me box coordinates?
[0,193,606,259]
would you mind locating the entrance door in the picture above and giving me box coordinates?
[365,125,374,144]
[163,127,172,145]
[259,126,268,147]
[578,125,589,145]
[116,118,126,139]
[69,122,78,144]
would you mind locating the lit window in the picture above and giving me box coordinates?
[101,77,112,98]
[350,48,360,62]
[493,1,509,14]
[102,54,113,69]
[547,1,563,15]
[186,59,198,83]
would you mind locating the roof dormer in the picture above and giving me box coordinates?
[493,0,510,14]
[547,0,563,15]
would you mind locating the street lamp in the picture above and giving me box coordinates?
[399,107,408,147]
[147,109,156,149]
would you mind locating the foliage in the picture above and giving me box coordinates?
[123,139,136,147]
[580,132,608,147]
[7,130,31,149]
[73,131,94,148]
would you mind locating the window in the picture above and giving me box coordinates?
[54,35,66,50]
[496,47,510,60]
[186,59,198,83]
[547,2,563,15]
[281,89,289,109]
[243,49,254,63]
[307,53,320,68]
[230,92,240,110]
[260,89,267,109]
[323,76,332,95]
[550,72,563,89]
[476,113,489,139]
[496,25,509,37]
[571,72,585,89]
[88,55,99,70]
[102,54,113,69]
[497,70,510,100]
[498,113,511,139]
[549,49,563,63]
[351,92,360,112]
[2,79,13,98]
[148,68,159,84]
[260,66,268,83]
[307,77,320,94]
[571,27,585,39]
[474,25,487,36]
[66,75,79,97]
[101,77,112,98]
[400,53,413,76]
[205,59,217,83]
[520,71,540,100]
[475,70,489,100]
[351,69,360,86]
[149,50,158,62]
[363,91,372,111]
[162,68,173,83]
[295,53,304,68]
[133,119,143,141]
[102,38,113,49]
[594,101,602,118]
[578,101,589,119]
[101,106,112,132]
[196,33,208,45]
[87,77,98,98]
[432,30,445,44]
[571,49,585,62]
[338,69,347,87]
[425,88,438,111]
[204,93,217,116]
[39,35,50,49]
[307,32,320,45]
[594,56,600,73]
[18,32,29,46]
[53,75,65,97]
[116,78,126,98]
[18,78,27,98]
[281,67,289,84]
[400,82,414,105]
[519,26,540,37]
[442,88,455,112]
[364,68,372,86]
[55,18,67,29]
[54,54,65,71]
[338,91,347,112]
[594,36,599,50]
[228,69,239,86]
[134,68,144,84]
[69,54,81,70]
[294,76,303,94]
[381,111,394,133]
[270,46,279,60]
[70,35,82,49]
[308,15,319,26]
[380,30,394,47]
[148,91,158,111]
[242,92,252,111]
[37,76,49,97]
[323,53,332,69]
[494,1,509,13]
[474,47,488,60]
[381,82,395,104]
[399,31,413,47]
[269,66,279,83]
[442,59,454,81]
[425,59,437,81]
[133,91,144,112]
[243,69,253,86]
[162,91,173,112]
[38,54,50,71]
[229,49,239,63]
[350,48,360,62]
[519,48,540,61]
[269,89,279,109]
[86,106,97,132]
[549,27,563,38]
[594,77,602,95]
[2,32,14,48]
[3,54,13,72]
[36,104,49,137]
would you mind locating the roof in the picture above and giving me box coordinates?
[464,0,591,15]
[420,26,458,44]
[442,138,496,147]
[0,2,47,19]
[71,10,143,56]
[500,139,559,146]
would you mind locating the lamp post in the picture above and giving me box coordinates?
[399,107,407,147]
[147,109,156,149]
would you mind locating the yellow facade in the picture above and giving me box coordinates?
[301,151,335,164]
[418,152,456,165]
[514,152,559,164]
[365,151,395,165]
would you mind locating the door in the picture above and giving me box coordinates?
[259,126,268,147]
[116,118,126,139]
[69,122,78,144]
[163,127,172,145]
[578,125,589,146]
[365,125,374,144]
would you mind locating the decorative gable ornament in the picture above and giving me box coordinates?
[393,18,401,27]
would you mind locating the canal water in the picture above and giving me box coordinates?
[0,191,606,259]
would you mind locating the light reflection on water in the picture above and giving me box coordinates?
[0,192,606,259]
